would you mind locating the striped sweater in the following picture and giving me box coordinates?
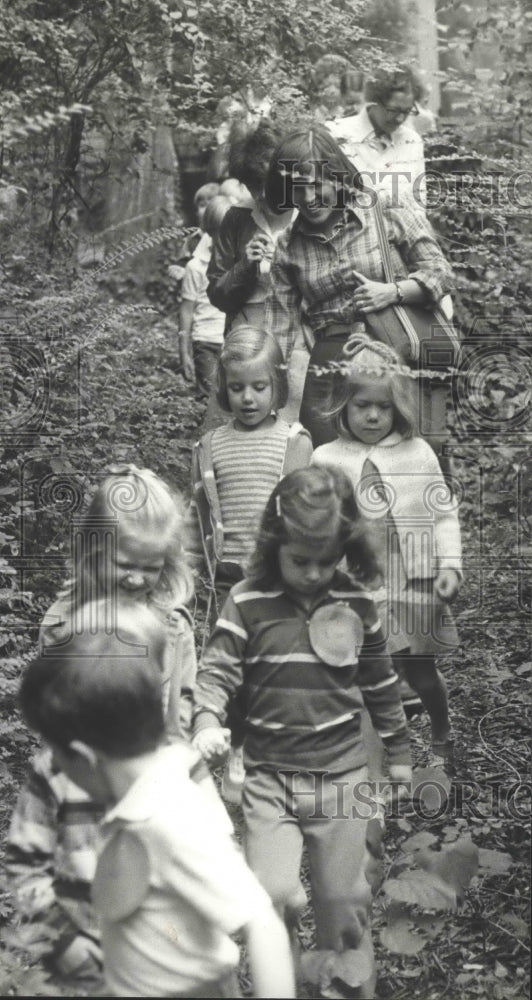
[185,416,311,578]
[193,571,411,772]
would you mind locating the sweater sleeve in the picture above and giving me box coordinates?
[163,609,198,741]
[356,600,411,767]
[207,208,259,314]
[417,441,463,576]
[386,197,453,304]
[4,751,97,955]
[192,590,247,733]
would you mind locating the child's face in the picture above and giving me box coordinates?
[346,378,395,445]
[99,529,168,602]
[225,357,274,429]
[278,537,341,600]
[291,164,340,229]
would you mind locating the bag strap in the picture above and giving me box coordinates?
[373,197,395,284]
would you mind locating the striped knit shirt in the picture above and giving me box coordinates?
[194,571,411,772]
[211,418,292,565]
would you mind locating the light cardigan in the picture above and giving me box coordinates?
[312,432,462,581]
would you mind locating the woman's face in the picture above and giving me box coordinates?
[291,164,341,229]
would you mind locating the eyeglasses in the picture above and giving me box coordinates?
[377,101,419,120]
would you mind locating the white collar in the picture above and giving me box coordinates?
[102,744,197,825]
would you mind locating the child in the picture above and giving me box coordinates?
[179,194,233,395]
[186,327,312,800]
[219,176,253,206]
[5,466,196,978]
[168,181,221,282]
[17,601,296,999]
[42,464,196,738]
[193,466,412,999]
[312,336,462,769]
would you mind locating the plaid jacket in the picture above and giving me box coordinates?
[264,194,453,360]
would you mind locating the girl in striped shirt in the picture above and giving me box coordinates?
[193,465,411,999]
[185,326,312,799]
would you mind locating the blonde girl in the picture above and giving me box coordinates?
[185,326,312,587]
[312,336,462,768]
[186,326,312,799]
[193,466,411,1000]
[42,464,196,739]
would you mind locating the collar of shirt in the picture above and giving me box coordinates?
[273,568,363,615]
[101,744,199,826]
[338,429,405,451]
[251,202,297,238]
[192,232,213,264]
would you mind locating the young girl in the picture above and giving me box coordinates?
[179,194,233,396]
[193,466,411,1000]
[42,464,196,740]
[6,468,198,981]
[312,336,462,768]
[186,327,312,798]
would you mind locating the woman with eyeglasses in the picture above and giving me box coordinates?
[327,65,426,211]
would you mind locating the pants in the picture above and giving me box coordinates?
[243,765,376,995]
[192,341,221,398]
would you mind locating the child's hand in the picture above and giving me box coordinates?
[389,764,413,785]
[434,568,461,603]
[168,264,185,281]
[178,333,195,382]
[55,934,103,976]
[193,726,231,764]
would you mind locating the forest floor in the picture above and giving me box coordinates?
[0,313,530,998]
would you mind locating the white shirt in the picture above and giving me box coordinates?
[93,745,272,997]
[327,105,426,210]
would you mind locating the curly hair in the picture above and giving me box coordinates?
[364,64,423,105]
[246,465,380,585]
[227,117,284,197]
[216,326,289,412]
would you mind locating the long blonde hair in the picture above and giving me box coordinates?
[62,465,194,613]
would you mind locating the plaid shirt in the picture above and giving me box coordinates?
[264,195,453,360]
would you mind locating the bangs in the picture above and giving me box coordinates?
[265,124,362,213]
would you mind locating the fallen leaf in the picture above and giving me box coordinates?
[478,848,514,874]
[380,915,426,955]
[494,961,508,980]
[415,837,479,902]
[400,831,438,853]
[384,869,456,910]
